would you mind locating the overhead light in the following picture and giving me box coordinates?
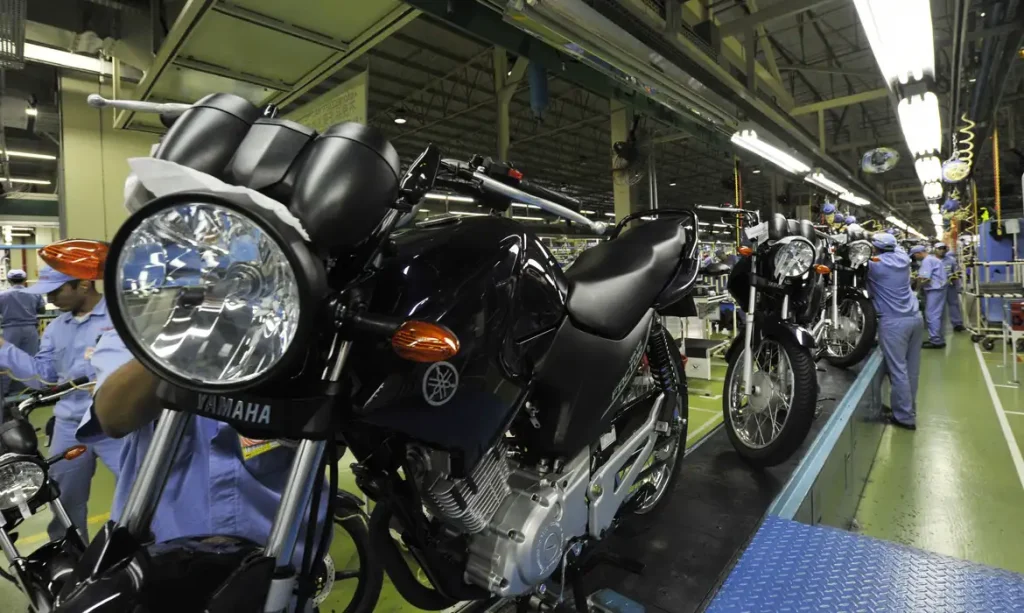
[839,192,870,206]
[885,216,909,230]
[980,11,986,17]
[928,201,940,215]
[451,211,489,217]
[393,107,408,125]
[2,178,51,185]
[914,156,942,185]
[513,203,541,210]
[604,212,615,218]
[393,116,407,125]
[0,150,56,160]
[24,108,37,117]
[852,0,935,86]
[804,171,846,195]
[968,78,976,83]
[669,182,677,187]
[512,215,544,221]
[931,213,943,224]
[424,193,475,203]
[581,209,597,214]
[24,42,107,75]
[9,232,31,237]
[417,208,431,213]
[922,181,943,200]
[752,168,762,174]
[898,92,941,156]
[730,130,810,175]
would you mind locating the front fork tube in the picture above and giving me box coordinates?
[831,271,839,325]
[118,409,192,538]
[742,255,757,396]
[0,527,48,613]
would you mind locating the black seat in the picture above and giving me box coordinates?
[565,219,685,339]
[702,262,732,277]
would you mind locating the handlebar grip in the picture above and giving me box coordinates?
[517,179,581,212]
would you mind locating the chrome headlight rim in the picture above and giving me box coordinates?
[105,191,327,394]
[846,240,873,268]
[772,236,816,278]
[0,454,47,511]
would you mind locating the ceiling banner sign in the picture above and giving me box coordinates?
[285,70,369,129]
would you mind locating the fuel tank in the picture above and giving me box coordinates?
[353,215,566,471]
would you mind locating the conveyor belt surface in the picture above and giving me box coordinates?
[583,363,858,613]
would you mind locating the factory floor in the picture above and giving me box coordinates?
[854,331,1024,574]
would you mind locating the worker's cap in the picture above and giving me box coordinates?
[822,204,836,214]
[871,232,897,251]
[909,245,927,255]
[933,241,948,250]
[845,215,857,224]
[6,269,26,281]
[24,266,79,295]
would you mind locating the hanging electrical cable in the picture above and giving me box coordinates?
[942,114,976,182]
[993,127,1002,236]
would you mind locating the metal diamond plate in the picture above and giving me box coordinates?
[707,516,1024,613]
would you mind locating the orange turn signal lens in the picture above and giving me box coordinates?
[814,264,831,275]
[63,445,87,461]
[392,321,460,363]
[870,256,881,262]
[738,246,754,256]
[39,240,109,280]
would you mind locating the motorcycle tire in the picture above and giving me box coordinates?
[722,334,817,468]
[825,296,878,368]
[324,508,383,613]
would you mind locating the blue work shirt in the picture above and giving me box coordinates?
[78,330,325,565]
[867,251,919,319]
[0,285,44,328]
[917,254,948,291]
[942,253,959,288]
[0,298,113,421]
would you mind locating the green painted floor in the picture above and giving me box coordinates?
[1,363,726,611]
[854,332,1024,574]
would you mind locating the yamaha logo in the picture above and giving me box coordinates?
[422,361,459,406]
[196,393,272,425]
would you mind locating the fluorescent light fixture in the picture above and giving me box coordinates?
[931,213,943,224]
[804,171,846,195]
[713,223,730,228]
[0,150,56,160]
[512,215,544,221]
[853,0,935,86]
[669,182,677,186]
[2,178,51,185]
[417,208,431,213]
[752,168,761,174]
[424,193,475,203]
[513,203,541,210]
[922,181,943,200]
[839,192,870,206]
[730,130,810,175]
[915,156,942,185]
[9,232,31,237]
[24,42,107,74]
[898,93,941,156]
[885,216,909,230]
[604,212,615,218]
[928,201,940,215]
[581,209,597,214]
[451,211,489,217]
[24,108,37,117]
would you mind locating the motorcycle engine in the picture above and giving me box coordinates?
[409,442,589,597]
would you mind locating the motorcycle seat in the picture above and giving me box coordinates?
[702,262,732,277]
[565,219,685,339]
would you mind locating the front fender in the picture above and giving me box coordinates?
[838,286,870,301]
[756,314,816,350]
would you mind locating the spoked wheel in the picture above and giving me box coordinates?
[824,296,877,368]
[313,505,383,613]
[619,324,689,520]
[723,334,817,467]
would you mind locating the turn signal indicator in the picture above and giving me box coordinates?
[39,240,108,280]
[392,321,460,362]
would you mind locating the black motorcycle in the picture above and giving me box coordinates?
[710,208,824,467]
[811,227,877,368]
[48,92,700,613]
[0,378,92,612]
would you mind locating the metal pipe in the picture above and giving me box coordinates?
[263,439,326,566]
[119,409,192,537]
[743,257,757,395]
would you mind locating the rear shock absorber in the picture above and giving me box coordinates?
[647,320,681,395]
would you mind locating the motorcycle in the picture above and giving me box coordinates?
[48,92,700,612]
[811,227,877,368]
[0,377,92,612]
[711,208,824,467]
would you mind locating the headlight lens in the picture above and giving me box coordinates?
[115,201,301,387]
[0,459,45,510]
[847,242,872,268]
[773,240,815,277]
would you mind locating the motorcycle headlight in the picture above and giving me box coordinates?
[106,192,326,392]
[847,241,872,268]
[773,238,815,278]
[0,457,45,510]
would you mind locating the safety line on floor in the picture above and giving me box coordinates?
[687,414,723,443]
[1004,410,1024,417]
[689,406,720,414]
[974,344,1024,491]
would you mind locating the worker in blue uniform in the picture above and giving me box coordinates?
[916,242,949,349]
[0,266,122,539]
[77,329,327,569]
[867,232,923,430]
[938,243,965,332]
[0,269,45,404]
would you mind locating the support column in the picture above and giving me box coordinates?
[817,110,826,153]
[493,49,529,163]
[610,100,639,221]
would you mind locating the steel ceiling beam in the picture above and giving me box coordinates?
[790,88,889,115]
[718,0,840,37]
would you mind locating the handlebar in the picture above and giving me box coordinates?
[517,178,582,211]
[86,94,192,116]
[13,377,93,418]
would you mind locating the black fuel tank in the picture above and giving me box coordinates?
[353,216,566,469]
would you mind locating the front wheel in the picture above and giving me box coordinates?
[723,333,817,467]
[313,502,383,613]
[824,295,877,368]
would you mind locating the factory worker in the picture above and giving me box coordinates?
[915,242,949,348]
[867,232,923,430]
[0,266,122,539]
[939,243,964,332]
[844,215,857,226]
[0,268,45,404]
